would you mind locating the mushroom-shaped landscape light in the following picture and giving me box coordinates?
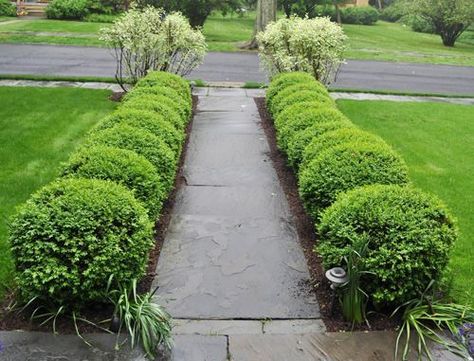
[325,267,349,290]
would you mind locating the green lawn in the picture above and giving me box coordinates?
[0,87,116,299]
[337,100,474,305]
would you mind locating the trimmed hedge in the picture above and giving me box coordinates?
[270,82,329,116]
[10,178,153,307]
[124,86,191,120]
[95,108,184,158]
[271,90,335,117]
[318,184,457,305]
[299,142,410,218]
[62,146,166,218]
[135,71,192,104]
[276,107,350,155]
[120,97,184,131]
[302,128,385,168]
[83,124,177,192]
[0,0,16,16]
[46,0,89,20]
[266,72,316,109]
[342,6,379,25]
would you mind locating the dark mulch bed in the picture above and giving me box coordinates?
[255,97,399,332]
[0,94,198,334]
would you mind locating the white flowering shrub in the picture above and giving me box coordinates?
[100,7,207,89]
[257,16,347,85]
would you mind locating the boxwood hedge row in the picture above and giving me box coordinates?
[266,72,457,306]
[9,71,192,309]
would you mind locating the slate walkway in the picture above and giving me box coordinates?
[0,87,465,361]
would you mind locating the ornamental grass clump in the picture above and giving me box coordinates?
[10,178,153,308]
[258,16,347,85]
[100,7,206,89]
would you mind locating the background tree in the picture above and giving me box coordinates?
[414,0,474,46]
[245,0,277,48]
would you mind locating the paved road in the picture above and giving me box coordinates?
[0,44,473,94]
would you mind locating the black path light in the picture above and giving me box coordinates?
[325,267,349,315]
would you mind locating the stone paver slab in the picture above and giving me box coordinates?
[158,334,228,361]
[173,319,262,335]
[263,319,326,334]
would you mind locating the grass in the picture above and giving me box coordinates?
[337,100,474,305]
[344,21,474,66]
[0,86,117,300]
[0,73,118,83]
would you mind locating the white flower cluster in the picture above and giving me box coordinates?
[100,7,207,87]
[257,16,347,85]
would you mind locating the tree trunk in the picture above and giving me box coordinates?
[244,0,277,49]
[333,1,342,24]
[376,0,383,10]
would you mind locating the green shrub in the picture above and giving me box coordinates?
[124,86,191,121]
[274,101,327,130]
[380,0,408,22]
[312,5,336,20]
[120,97,184,131]
[276,107,349,154]
[62,146,166,218]
[272,90,335,117]
[0,0,16,16]
[266,72,315,108]
[318,184,457,305]
[289,121,356,170]
[45,0,89,20]
[301,128,385,168]
[10,178,153,307]
[95,109,184,158]
[299,141,410,218]
[123,94,187,125]
[270,82,330,116]
[342,6,379,25]
[84,124,177,192]
[401,14,436,34]
[135,71,192,104]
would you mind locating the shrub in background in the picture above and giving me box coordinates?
[46,0,90,20]
[100,8,207,89]
[379,0,409,22]
[96,109,184,157]
[318,184,457,305]
[0,0,16,16]
[342,6,379,25]
[84,124,177,191]
[299,141,410,218]
[257,16,347,85]
[62,146,166,218]
[10,178,153,307]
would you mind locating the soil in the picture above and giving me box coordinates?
[255,97,399,332]
[0,95,198,334]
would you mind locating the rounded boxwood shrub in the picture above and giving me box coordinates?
[289,121,356,169]
[269,81,329,114]
[299,141,410,218]
[84,124,177,191]
[275,101,328,131]
[96,109,184,158]
[266,72,315,107]
[341,6,379,25]
[124,86,191,121]
[62,145,166,218]
[120,97,184,131]
[301,128,385,168]
[135,71,191,104]
[318,184,457,305]
[272,90,335,117]
[123,94,187,125]
[276,107,349,154]
[10,178,153,307]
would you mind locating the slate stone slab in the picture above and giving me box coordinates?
[228,332,464,361]
[157,335,228,361]
[153,90,319,319]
